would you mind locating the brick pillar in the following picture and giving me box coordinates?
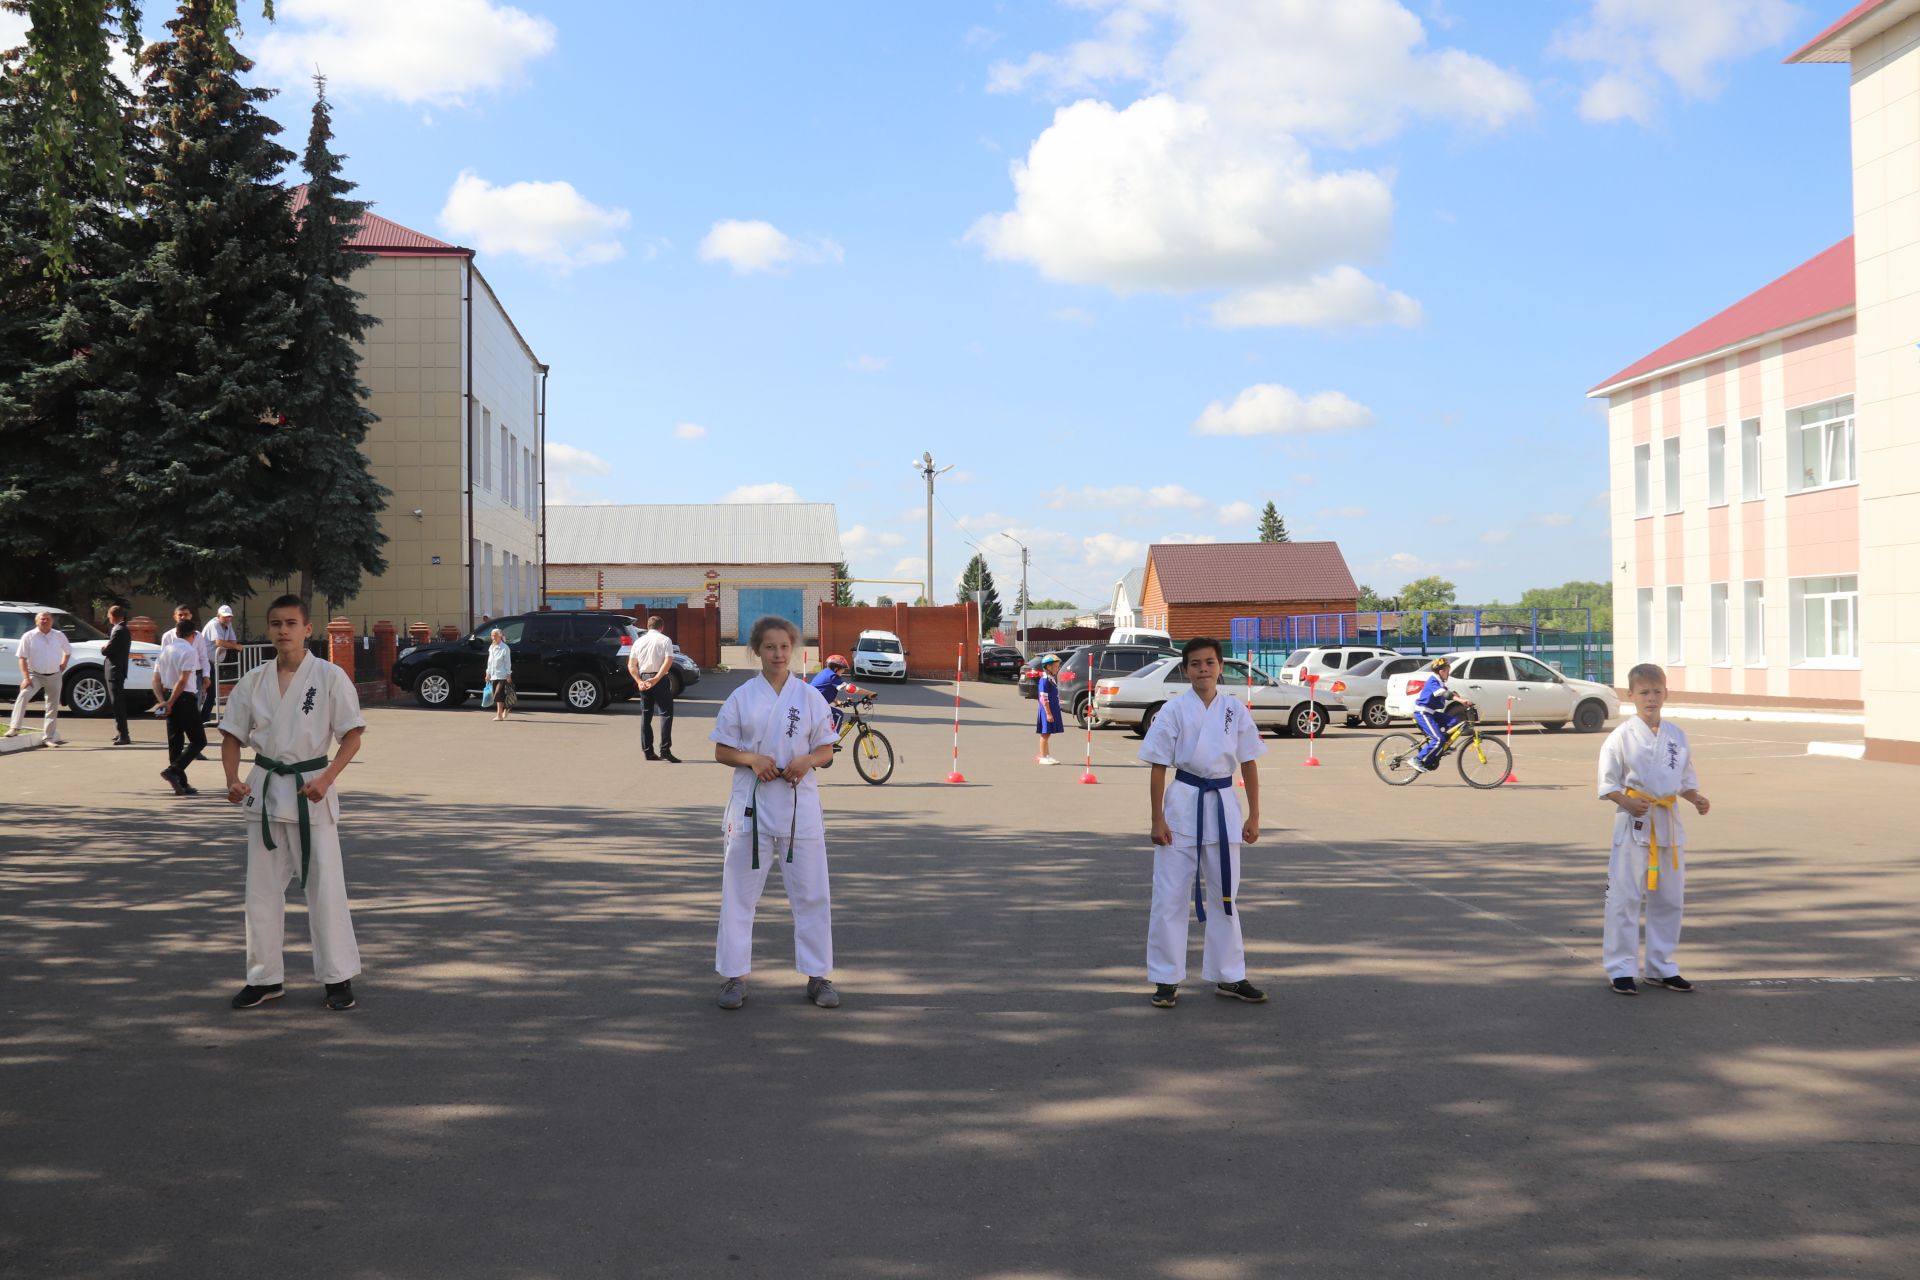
[437,625,460,642]
[129,616,158,644]
[373,621,398,683]
[327,617,355,672]
[408,622,431,648]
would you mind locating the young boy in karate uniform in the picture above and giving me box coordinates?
[219,595,366,1012]
[1598,662,1710,996]
[711,616,841,1011]
[1139,637,1268,1008]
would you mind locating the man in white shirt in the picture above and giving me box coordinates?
[204,604,241,717]
[626,615,679,763]
[153,619,207,795]
[7,610,73,745]
[160,604,214,717]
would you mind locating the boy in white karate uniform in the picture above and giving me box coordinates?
[1598,662,1710,996]
[219,595,366,1012]
[711,616,841,1011]
[1139,637,1268,1009]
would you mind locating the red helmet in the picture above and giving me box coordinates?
[825,654,850,668]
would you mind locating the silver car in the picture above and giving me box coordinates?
[1334,653,1429,728]
[1093,656,1351,738]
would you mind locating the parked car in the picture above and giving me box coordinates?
[1023,643,1178,728]
[1108,626,1173,648]
[852,629,908,682]
[979,644,1024,679]
[1382,651,1618,732]
[1018,648,1083,699]
[393,611,639,712]
[1276,644,1400,686]
[1333,653,1429,728]
[0,600,161,718]
[613,626,701,697]
[1094,656,1351,738]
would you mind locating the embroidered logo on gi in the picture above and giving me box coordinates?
[301,687,317,715]
[784,707,802,738]
[1666,741,1679,768]
[1223,704,1236,730]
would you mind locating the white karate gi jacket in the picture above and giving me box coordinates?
[710,673,837,843]
[1596,717,1697,852]
[1139,688,1268,842]
[219,653,366,828]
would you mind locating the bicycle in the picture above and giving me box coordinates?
[1371,702,1511,789]
[827,694,895,785]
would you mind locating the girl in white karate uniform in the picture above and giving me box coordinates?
[1139,637,1269,1009]
[1597,663,1710,995]
[219,595,366,1012]
[710,616,841,1011]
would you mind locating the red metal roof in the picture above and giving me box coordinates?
[1787,0,1915,63]
[290,186,469,256]
[1588,238,1854,396]
[1148,541,1358,606]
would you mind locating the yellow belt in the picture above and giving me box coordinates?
[1626,790,1677,891]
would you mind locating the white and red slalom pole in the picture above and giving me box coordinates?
[1079,681,1099,785]
[1302,671,1322,767]
[945,641,967,784]
[1504,695,1519,784]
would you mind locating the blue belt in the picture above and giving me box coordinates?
[1174,769,1234,922]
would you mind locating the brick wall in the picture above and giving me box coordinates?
[652,604,720,669]
[819,603,981,680]
[1165,599,1359,640]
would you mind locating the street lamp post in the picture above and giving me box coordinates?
[1000,531,1030,656]
[912,451,954,606]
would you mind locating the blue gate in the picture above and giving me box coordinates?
[735,588,806,639]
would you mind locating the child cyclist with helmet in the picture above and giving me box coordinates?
[808,654,872,735]
[1412,656,1474,772]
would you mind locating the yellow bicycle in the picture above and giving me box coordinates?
[827,694,895,785]
[1372,703,1511,789]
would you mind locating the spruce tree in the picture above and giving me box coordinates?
[831,559,853,606]
[278,73,387,607]
[73,0,301,604]
[1257,501,1289,543]
[956,553,1003,631]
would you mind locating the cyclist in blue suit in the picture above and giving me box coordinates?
[1413,657,1472,771]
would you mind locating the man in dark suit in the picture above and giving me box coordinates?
[103,604,132,745]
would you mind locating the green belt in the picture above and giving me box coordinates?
[747,774,798,869]
[255,754,330,886]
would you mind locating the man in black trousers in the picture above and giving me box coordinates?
[153,616,207,795]
[103,604,132,745]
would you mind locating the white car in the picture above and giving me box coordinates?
[1383,651,1618,733]
[1276,644,1400,686]
[0,601,162,718]
[1094,656,1351,738]
[852,629,908,682]
[1332,653,1429,729]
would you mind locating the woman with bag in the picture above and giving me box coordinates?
[485,629,514,721]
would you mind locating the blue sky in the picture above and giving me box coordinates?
[35,0,1863,607]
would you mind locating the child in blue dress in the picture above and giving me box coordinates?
[1034,653,1063,765]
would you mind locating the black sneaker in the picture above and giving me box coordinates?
[178,782,199,796]
[1610,976,1639,996]
[324,980,356,1011]
[1215,979,1268,1003]
[112,736,132,746]
[661,750,681,764]
[1150,983,1179,1008]
[643,750,661,762]
[231,983,284,1009]
[1646,974,1694,992]
[161,768,187,797]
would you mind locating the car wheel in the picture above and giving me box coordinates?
[414,670,457,708]
[1574,700,1607,733]
[63,668,112,717]
[563,672,607,712]
[1363,697,1391,729]
[1289,702,1326,738]
[1139,702,1163,736]
[669,671,685,697]
[1074,694,1093,730]
[1542,720,1567,732]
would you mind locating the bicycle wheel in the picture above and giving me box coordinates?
[1456,732,1512,789]
[853,727,895,785]
[1371,733,1423,786]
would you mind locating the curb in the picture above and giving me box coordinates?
[1807,740,1867,760]
[1665,705,1865,726]
[0,732,48,757]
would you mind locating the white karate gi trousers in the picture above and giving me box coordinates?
[8,671,63,741]
[1147,843,1246,985]
[1603,836,1684,980]
[716,831,832,979]
[245,817,361,986]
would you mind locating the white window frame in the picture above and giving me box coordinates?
[521,446,533,515]
[1786,398,1856,494]
[1789,575,1860,668]
[1666,585,1684,666]
[499,424,510,504]
[480,408,492,492]
[1633,444,1651,518]
[1740,419,1762,501]
[1663,437,1682,514]
[1707,426,1726,507]
[1637,586,1655,661]
[1709,582,1728,666]
[1743,580,1766,667]
[481,542,494,618]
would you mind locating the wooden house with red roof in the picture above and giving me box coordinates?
[1138,542,1358,639]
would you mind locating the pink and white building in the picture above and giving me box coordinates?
[1591,1,1920,765]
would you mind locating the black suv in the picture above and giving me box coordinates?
[1019,643,1177,728]
[394,612,637,713]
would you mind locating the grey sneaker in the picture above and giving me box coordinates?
[717,977,746,1010]
[806,976,840,1008]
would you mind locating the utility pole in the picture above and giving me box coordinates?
[913,451,954,606]
[1000,531,1030,655]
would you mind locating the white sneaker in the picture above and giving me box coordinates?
[1037,756,1059,766]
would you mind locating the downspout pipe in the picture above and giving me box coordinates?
[464,256,475,632]
[538,364,549,605]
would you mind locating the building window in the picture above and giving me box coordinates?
[1637,586,1654,660]
[1663,437,1681,514]
[1666,586,1684,665]
[500,424,510,503]
[1740,418,1761,500]
[481,542,494,618]
[1710,582,1728,665]
[1633,444,1651,518]
[1790,574,1859,665]
[523,447,534,515]
[1743,581,1765,666]
[1707,426,1726,507]
[1788,397,1855,492]
[480,408,492,492]
[506,433,517,508]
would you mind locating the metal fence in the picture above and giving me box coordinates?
[1230,609,1613,685]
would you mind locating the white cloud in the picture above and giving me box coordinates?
[1192,384,1374,437]
[840,525,906,556]
[1083,531,1147,567]
[1211,265,1423,330]
[544,441,613,505]
[439,171,629,271]
[1216,500,1258,526]
[255,0,557,107]
[1047,484,1212,512]
[1365,551,1479,579]
[723,483,802,504]
[1316,505,1369,519]
[1553,0,1805,126]
[1481,529,1511,543]
[673,422,707,441]
[1160,532,1220,545]
[1531,512,1576,526]
[698,219,843,275]
[846,354,890,373]
[0,11,28,50]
